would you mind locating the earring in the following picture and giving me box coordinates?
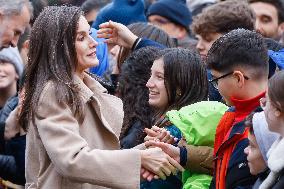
[176,88,182,97]
[275,110,281,117]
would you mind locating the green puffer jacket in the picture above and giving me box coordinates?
[166,101,228,189]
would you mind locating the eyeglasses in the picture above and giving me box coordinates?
[209,71,249,90]
[209,72,233,90]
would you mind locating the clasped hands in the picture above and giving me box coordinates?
[140,126,184,182]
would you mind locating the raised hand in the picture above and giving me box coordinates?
[97,21,138,49]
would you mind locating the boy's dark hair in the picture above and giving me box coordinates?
[248,0,284,23]
[191,0,255,37]
[207,29,269,80]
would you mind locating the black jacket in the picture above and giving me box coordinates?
[120,120,145,149]
[0,95,26,185]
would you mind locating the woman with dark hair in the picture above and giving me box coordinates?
[258,70,284,188]
[19,6,183,189]
[141,48,209,189]
[119,47,160,149]
[147,48,208,119]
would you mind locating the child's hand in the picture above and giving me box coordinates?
[144,126,177,144]
[97,21,138,49]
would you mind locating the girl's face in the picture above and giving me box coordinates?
[0,61,18,91]
[263,93,282,134]
[75,16,99,75]
[244,132,267,175]
[146,58,169,111]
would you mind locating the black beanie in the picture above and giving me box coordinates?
[147,0,192,29]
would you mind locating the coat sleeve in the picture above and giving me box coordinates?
[178,139,214,175]
[35,85,141,189]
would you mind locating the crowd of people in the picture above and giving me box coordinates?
[1,0,284,189]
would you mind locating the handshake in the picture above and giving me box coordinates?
[140,126,184,182]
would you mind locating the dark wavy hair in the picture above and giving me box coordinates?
[118,47,160,141]
[155,48,209,119]
[19,6,84,131]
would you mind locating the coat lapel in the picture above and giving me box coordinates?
[73,74,123,141]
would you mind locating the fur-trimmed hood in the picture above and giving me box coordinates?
[259,137,284,189]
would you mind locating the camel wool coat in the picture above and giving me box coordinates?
[25,73,141,189]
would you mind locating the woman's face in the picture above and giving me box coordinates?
[146,58,168,111]
[75,16,98,75]
[263,93,282,134]
[244,132,267,175]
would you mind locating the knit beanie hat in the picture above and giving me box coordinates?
[253,111,279,163]
[0,47,24,77]
[147,0,192,29]
[93,0,147,29]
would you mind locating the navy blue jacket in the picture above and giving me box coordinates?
[0,96,25,185]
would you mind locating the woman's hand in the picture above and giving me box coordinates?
[140,147,184,180]
[145,141,181,163]
[97,21,138,49]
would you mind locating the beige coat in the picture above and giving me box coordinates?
[25,74,141,189]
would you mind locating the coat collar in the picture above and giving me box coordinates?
[73,73,122,139]
[230,91,265,122]
[267,137,284,173]
[73,73,107,104]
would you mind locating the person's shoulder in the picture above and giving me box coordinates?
[273,169,284,189]
[40,81,56,98]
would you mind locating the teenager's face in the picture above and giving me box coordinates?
[0,5,31,50]
[244,132,267,175]
[250,2,280,39]
[196,33,223,61]
[146,58,169,111]
[75,16,98,75]
[263,93,282,134]
[0,61,18,91]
